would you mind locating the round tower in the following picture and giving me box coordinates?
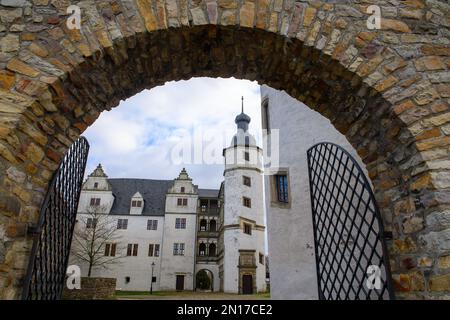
[222,98,266,294]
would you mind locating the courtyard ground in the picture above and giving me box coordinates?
[115,291,270,300]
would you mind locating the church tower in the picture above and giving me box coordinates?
[222,98,266,294]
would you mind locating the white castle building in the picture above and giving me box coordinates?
[260,85,367,299]
[70,106,267,294]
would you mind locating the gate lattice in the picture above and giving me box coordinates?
[307,142,395,300]
[22,137,89,300]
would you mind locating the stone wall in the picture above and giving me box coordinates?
[0,0,448,299]
[62,277,116,300]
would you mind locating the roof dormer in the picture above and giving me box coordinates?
[130,191,144,215]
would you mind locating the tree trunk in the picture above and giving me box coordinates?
[88,262,92,277]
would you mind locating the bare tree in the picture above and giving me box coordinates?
[71,205,123,277]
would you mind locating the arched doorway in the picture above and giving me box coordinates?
[196,269,214,292]
[0,0,448,299]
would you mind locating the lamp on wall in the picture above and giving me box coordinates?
[150,262,155,294]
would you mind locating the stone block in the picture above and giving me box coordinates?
[392,271,425,292]
[438,256,450,269]
[429,273,450,291]
[417,256,433,268]
[381,19,411,33]
[420,229,450,252]
[6,58,40,77]
[415,56,446,71]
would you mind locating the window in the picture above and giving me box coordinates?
[199,243,206,256]
[94,182,98,189]
[177,198,188,206]
[181,187,185,193]
[243,223,252,235]
[243,176,251,187]
[275,174,289,203]
[105,243,110,256]
[86,218,97,229]
[243,197,251,208]
[209,220,217,232]
[148,243,160,258]
[125,276,130,284]
[148,244,154,257]
[173,243,185,256]
[175,218,186,229]
[147,219,158,230]
[127,243,138,256]
[90,198,100,206]
[179,243,185,255]
[261,99,270,132]
[209,243,216,257]
[270,170,291,208]
[259,253,265,265]
[244,151,250,161]
[200,199,208,212]
[117,219,128,230]
[105,243,116,257]
[199,219,207,231]
[131,200,142,208]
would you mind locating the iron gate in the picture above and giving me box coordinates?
[307,142,395,300]
[22,137,89,300]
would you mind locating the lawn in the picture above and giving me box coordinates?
[116,290,176,296]
[115,290,271,300]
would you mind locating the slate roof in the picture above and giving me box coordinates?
[108,178,173,216]
[198,188,220,198]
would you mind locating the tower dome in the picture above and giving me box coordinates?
[230,97,257,147]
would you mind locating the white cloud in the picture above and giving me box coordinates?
[83,77,261,189]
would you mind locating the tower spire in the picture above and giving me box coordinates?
[235,96,251,132]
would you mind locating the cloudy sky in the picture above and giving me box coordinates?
[83,77,262,189]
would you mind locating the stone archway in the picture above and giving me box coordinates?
[0,0,449,299]
[196,269,214,291]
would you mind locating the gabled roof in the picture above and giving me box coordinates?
[132,191,143,198]
[89,164,108,177]
[108,179,173,216]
